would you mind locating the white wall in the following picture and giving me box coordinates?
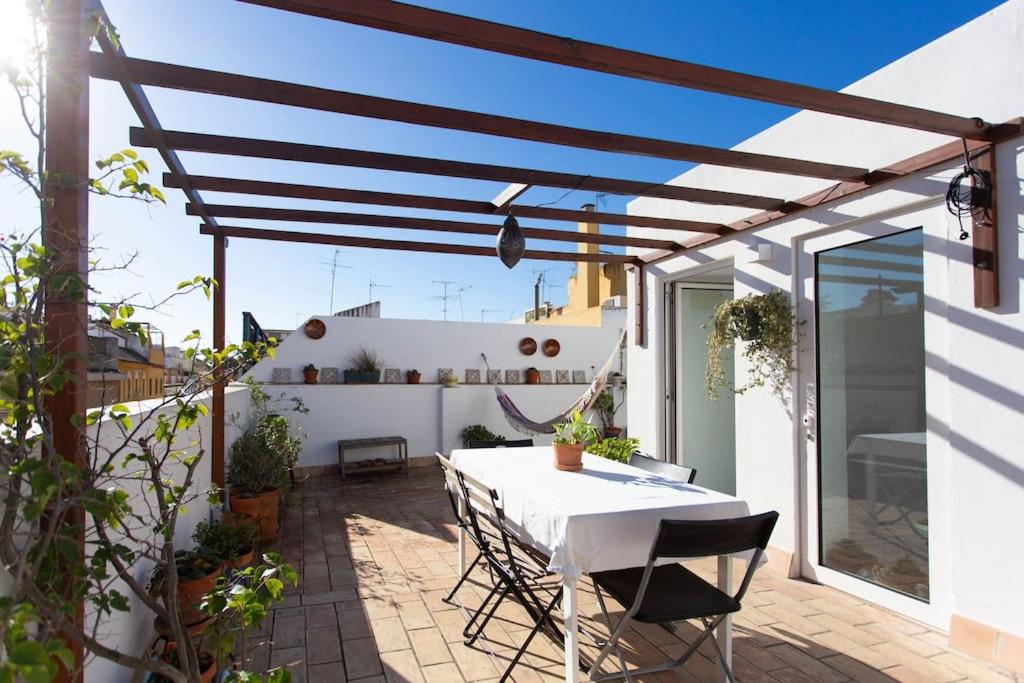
[626,0,1024,639]
[244,315,629,468]
[85,386,250,683]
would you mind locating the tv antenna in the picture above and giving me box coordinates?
[320,249,352,313]
[480,307,501,323]
[429,280,457,321]
[368,278,391,304]
[456,285,473,321]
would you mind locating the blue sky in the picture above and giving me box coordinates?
[0,0,1004,346]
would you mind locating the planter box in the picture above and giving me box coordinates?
[344,370,381,384]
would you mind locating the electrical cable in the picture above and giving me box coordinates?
[945,140,992,241]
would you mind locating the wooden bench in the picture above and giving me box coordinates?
[337,436,408,479]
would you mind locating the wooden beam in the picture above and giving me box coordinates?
[164,174,729,234]
[241,0,1013,141]
[638,121,1023,266]
[211,234,226,488]
[629,264,645,346]
[199,224,637,264]
[131,127,785,209]
[45,2,90,680]
[188,203,680,250]
[90,53,873,181]
[971,144,998,308]
[490,183,530,211]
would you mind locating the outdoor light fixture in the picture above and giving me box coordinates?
[497,212,525,269]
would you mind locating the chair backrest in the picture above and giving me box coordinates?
[437,453,467,525]
[629,452,697,484]
[465,438,534,449]
[651,512,779,561]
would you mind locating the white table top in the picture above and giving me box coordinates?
[450,446,753,576]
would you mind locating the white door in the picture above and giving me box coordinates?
[796,203,951,628]
[673,283,736,495]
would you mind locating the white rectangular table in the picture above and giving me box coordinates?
[450,446,754,682]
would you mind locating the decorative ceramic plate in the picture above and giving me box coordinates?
[304,318,326,339]
[487,369,502,384]
[542,338,561,357]
[539,370,553,384]
[572,370,587,384]
[271,367,292,383]
[465,369,481,384]
[556,370,570,384]
[518,337,537,355]
[384,368,401,384]
[320,367,340,384]
[505,369,521,384]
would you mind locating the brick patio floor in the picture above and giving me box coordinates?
[250,468,1020,682]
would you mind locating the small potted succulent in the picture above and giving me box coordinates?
[406,369,422,384]
[551,408,600,472]
[344,346,382,384]
[525,367,540,384]
[303,363,319,384]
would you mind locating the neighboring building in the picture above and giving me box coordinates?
[336,301,381,318]
[527,204,626,326]
[87,320,165,406]
[625,2,1023,670]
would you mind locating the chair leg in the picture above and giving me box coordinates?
[465,583,510,645]
[704,617,737,683]
[444,550,485,604]
[463,579,505,641]
[587,589,635,679]
[594,585,633,683]
[498,587,564,683]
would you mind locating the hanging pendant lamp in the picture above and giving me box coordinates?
[496,212,525,269]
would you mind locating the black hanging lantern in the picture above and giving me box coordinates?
[496,212,525,269]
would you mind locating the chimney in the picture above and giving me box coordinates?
[577,203,601,307]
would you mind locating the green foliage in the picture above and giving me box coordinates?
[552,409,600,447]
[303,363,317,372]
[347,346,382,372]
[227,414,300,497]
[592,390,620,430]
[193,518,258,564]
[705,290,798,399]
[460,424,504,447]
[587,436,640,464]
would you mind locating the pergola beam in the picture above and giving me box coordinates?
[242,0,1011,141]
[188,203,680,250]
[199,224,638,264]
[130,127,787,209]
[164,174,729,234]
[90,53,872,181]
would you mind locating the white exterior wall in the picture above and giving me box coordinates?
[626,0,1024,639]
[245,315,628,468]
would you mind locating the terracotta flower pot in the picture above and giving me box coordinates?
[230,488,280,543]
[303,369,319,384]
[200,655,217,683]
[177,566,222,626]
[552,443,584,472]
[153,614,216,640]
[228,547,256,570]
[407,371,421,384]
[604,426,623,438]
[525,369,540,385]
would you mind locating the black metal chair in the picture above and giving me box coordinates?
[438,454,494,607]
[465,438,534,449]
[588,511,779,682]
[628,452,697,484]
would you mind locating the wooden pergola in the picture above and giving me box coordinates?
[40,0,1023,678]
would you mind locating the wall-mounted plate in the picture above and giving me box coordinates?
[542,338,561,357]
[304,318,326,339]
[519,337,537,355]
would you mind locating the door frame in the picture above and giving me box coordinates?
[794,200,952,629]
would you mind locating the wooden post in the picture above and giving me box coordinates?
[44,1,90,680]
[212,233,227,490]
[971,144,999,308]
[632,264,645,347]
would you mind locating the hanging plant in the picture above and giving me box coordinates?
[705,290,798,399]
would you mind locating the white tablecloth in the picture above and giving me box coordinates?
[450,446,753,576]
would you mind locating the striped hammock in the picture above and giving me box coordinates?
[481,327,625,436]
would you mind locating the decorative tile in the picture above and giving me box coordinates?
[487,369,502,385]
[539,370,553,384]
[572,370,587,384]
[556,370,570,384]
[505,369,521,384]
[272,367,292,383]
[438,368,454,383]
[383,368,401,384]
[320,367,340,384]
[465,369,481,384]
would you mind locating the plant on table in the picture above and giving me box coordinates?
[588,436,641,464]
[460,424,505,447]
[705,289,798,400]
[551,409,600,471]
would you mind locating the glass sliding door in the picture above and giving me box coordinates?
[815,228,928,601]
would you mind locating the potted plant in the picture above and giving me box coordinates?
[588,436,641,464]
[150,641,218,683]
[441,370,459,387]
[303,363,319,384]
[407,369,422,384]
[705,289,798,399]
[608,371,625,388]
[460,424,505,448]
[227,414,298,542]
[151,548,223,628]
[525,367,540,384]
[193,518,259,571]
[593,389,623,438]
[344,346,382,383]
[551,408,600,472]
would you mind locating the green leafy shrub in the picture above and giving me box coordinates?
[588,437,641,463]
[552,409,600,447]
[227,414,300,496]
[460,424,505,447]
[193,519,258,563]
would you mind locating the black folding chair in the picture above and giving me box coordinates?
[438,454,495,606]
[628,452,697,484]
[588,512,779,682]
[464,438,534,449]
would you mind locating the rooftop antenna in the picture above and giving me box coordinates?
[319,248,352,313]
[368,278,391,304]
[480,307,501,323]
[531,268,555,321]
[456,285,473,321]
[430,280,457,321]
